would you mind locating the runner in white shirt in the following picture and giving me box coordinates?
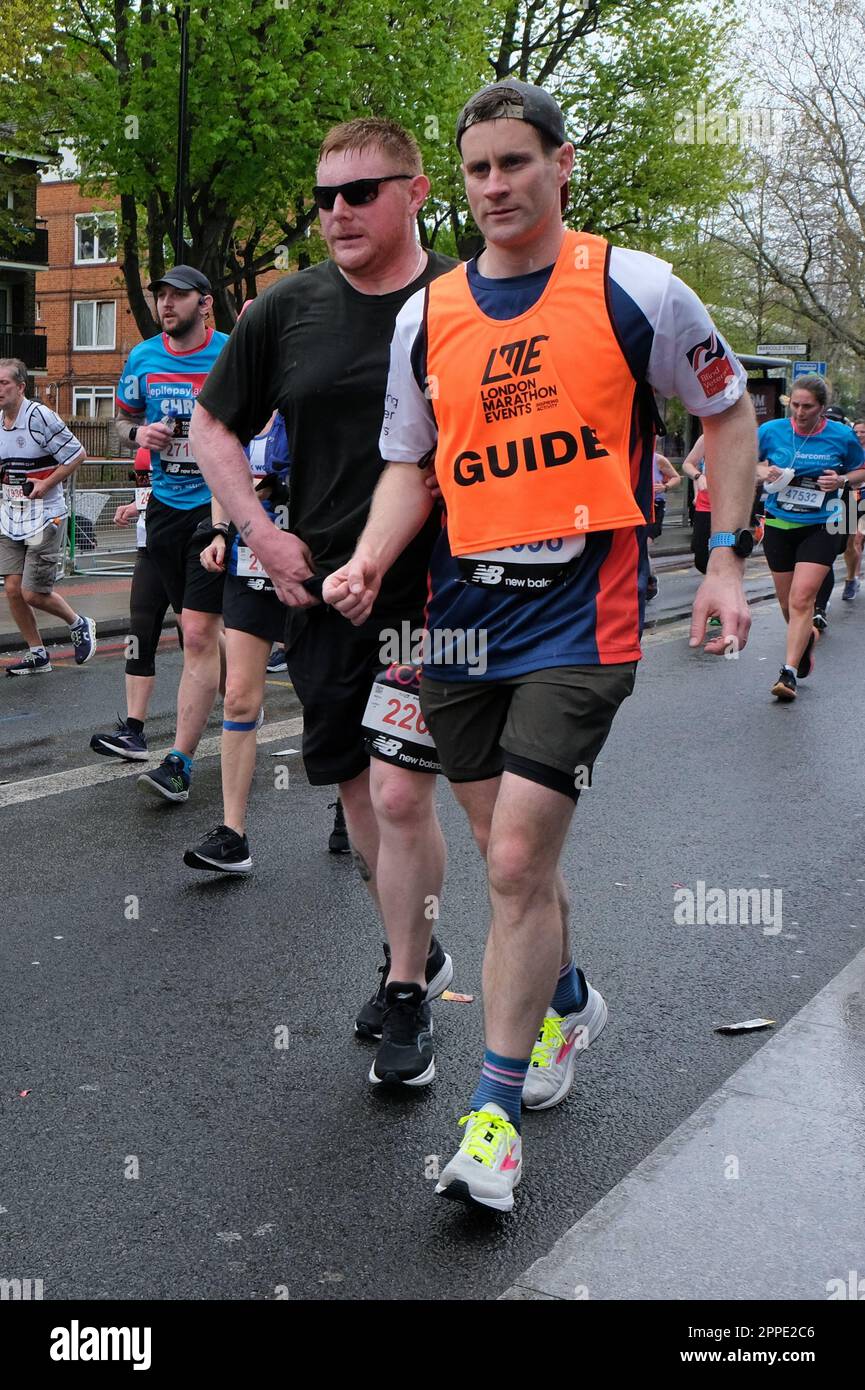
[0,358,96,674]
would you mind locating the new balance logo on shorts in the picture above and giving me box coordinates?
[371,736,403,758]
[470,563,505,584]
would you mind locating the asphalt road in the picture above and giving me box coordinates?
[2,567,864,1301]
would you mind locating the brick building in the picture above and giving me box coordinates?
[35,177,139,422]
[37,169,287,435]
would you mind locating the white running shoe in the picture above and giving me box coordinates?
[435,1104,522,1212]
[522,984,608,1111]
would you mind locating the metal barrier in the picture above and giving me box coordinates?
[67,479,138,576]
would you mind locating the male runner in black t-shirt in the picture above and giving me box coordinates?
[191,119,456,1085]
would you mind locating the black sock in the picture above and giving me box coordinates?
[127,717,144,734]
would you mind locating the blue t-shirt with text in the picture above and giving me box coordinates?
[117,328,229,509]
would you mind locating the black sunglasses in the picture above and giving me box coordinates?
[312,174,413,210]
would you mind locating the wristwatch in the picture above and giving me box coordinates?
[708,528,754,558]
[129,426,139,443]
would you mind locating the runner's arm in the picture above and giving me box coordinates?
[34,447,85,492]
[190,403,316,607]
[702,392,757,539]
[324,461,434,624]
[657,455,680,488]
[681,435,705,480]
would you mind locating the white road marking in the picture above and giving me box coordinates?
[0,716,304,809]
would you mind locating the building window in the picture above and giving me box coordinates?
[73,300,116,350]
[74,212,117,264]
[73,386,115,419]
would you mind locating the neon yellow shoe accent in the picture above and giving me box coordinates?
[457,1109,519,1169]
[529,1013,567,1071]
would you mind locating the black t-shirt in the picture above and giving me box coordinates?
[197,252,456,615]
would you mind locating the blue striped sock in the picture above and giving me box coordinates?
[552,961,588,1015]
[470,1050,529,1129]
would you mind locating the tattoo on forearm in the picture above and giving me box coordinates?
[239,519,253,539]
[352,850,372,883]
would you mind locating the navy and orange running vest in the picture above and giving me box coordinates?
[425,229,646,556]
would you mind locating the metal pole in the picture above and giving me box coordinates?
[173,0,190,263]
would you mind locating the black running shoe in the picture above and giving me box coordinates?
[5,650,51,675]
[90,719,148,761]
[813,605,829,632]
[137,754,190,802]
[183,824,252,874]
[797,628,817,680]
[328,797,350,854]
[771,667,797,701]
[645,573,658,602]
[354,937,454,1040]
[369,982,435,1087]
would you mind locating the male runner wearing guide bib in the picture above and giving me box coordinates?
[114,266,228,801]
[327,80,758,1210]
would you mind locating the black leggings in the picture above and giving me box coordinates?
[692,511,711,574]
[815,534,848,611]
[125,545,179,676]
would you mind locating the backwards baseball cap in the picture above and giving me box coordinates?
[148,264,212,295]
[456,78,567,151]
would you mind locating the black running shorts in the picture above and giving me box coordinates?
[762,521,838,573]
[223,572,286,644]
[419,662,637,803]
[284,604,425,786]
[145,497,225,615]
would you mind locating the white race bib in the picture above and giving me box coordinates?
[459,534,586,591]
[135,487,151,512]
[362,681,436,749]
[161,419,200,476]
[1,482,24,500]
[776,484,824,511]
[236,545,269,579]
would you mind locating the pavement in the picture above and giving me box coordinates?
[2,537,865,1301]
[503,946,865,1300]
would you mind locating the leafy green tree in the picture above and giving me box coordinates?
[422,0,746,257]
[3,0,749,332]
[2,0,490,332]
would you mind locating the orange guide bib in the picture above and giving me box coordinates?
[425,229,646,556]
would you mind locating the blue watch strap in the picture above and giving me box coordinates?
[708,531,736,550]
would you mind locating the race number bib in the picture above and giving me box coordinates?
[135,487,151,512]
[775,483,824,512]
[458,534,586,592]
[362,667,441,774]
[1,482,24,500]
[161,418,200,477]
[236,545,270,579]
